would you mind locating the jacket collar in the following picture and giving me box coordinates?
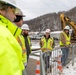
[0,15,22,38]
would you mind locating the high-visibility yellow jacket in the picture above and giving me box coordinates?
[40,37,54,52]
[60,31,71,46]
[0,15,24,75]
[16,35,27,64]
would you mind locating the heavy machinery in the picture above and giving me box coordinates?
[60,13,76,42]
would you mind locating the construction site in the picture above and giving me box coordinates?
[0,0,76,75]
[25,13,76,75]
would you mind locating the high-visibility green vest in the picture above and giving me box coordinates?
[17,35,27,64]
[60,31,71,46]
[0,15,24,75]
[40,37,53,52]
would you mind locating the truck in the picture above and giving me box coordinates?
[60,13,76,42]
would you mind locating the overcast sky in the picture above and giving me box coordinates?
[16,0,76,20]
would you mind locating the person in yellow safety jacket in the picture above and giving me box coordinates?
[16,35,27,66]
[40,36,54,52]
[40,29,55,72]
[0,1,24,75]
[59,26,71,66]
[14,8,27,65]
[14,9,27,75]
[21,24,32,62]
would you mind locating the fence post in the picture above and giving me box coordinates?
[40,51,46,75]
[72,45,75,66]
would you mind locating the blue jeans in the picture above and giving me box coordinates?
[61,47,69,66]
[43,52,51,71]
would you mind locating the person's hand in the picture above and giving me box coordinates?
[69,48,72,53]
[45,48,50,50]
[65,45,70,48]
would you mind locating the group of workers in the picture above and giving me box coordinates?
[0,0,71,75]
[40,26,71,73]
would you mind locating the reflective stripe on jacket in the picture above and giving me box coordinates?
[0,15,23,75]
[60,31,71,46]
[16,35,27,64]
[40,37,53,52]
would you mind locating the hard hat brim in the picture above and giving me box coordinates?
[22,28,30,31]
[0,0,20,9]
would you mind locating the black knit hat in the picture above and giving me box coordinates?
[14,15,23,22]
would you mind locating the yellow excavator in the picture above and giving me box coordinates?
[60,13,76,42]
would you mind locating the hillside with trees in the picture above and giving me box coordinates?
[24,7,76,32]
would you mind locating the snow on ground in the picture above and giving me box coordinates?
[31,40,40,49]
[62,58,76,75]
[29,55,40,60]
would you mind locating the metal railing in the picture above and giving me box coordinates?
[41,44,76,75]
[41,47,62,75]
[72,44,76,66]
[26,44,76,75]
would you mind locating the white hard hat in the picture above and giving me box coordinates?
[21,24,30,30]
[64,26,70,30]
[45,29,50,33]
[0,0,19,9]
[15,8,25,17]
